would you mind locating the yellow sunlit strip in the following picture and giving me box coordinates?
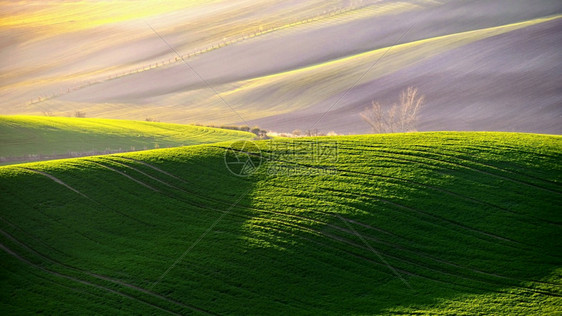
[243,14,562,84]
[0,0,218,32]
[218,13,562,102]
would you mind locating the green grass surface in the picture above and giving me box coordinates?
[0,116,254,165]
[0,132,560,314]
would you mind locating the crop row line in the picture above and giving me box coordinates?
[0,242,192,315]
[351,143,562,195]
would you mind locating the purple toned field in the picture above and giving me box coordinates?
[1,0,561,134]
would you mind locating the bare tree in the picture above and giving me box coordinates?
[398,87,425,132]
[361,87,424,133]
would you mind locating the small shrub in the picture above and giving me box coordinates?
[74,111,86,118]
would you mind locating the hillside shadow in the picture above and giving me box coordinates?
[1,139,559,314]
[189,138,562,314]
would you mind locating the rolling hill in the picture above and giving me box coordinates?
[0,132,560,314]
[2,0,561,134]
[0,116,254,165]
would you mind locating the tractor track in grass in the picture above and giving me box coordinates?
[114,156,192,183]
[0,214,288,310]
[49,162,221,233]
[0,214,69,257]
[94,158,561,295]
[350,143,562,196]
[281,218,560,296]
[452,143,562,162]
[407,144,561,189]
[321,185,516,243]
[0,242,186,316]
[245,218,474,292]
[0,262,126,315]
[21,168,90,199]
[4,172,398,308]
[100,158,182,190]
[128,153,560,258]
[0,223,310,310]
[1,181,102,246]
[247,186,560,291]
[0,228,216,315]
[86,161,159,192]
[21,167,153,227]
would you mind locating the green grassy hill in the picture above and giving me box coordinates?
[0,132,560,314]
[0,116,254,165]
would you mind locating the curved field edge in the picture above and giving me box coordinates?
[0,115,254,165]
[0,132,560,314]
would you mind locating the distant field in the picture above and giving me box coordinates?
[2,0,561,134]
[0,116,254,164]
[0,132,560,314]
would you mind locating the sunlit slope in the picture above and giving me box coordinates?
[0,116,253,164]
[0,132,560,314]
